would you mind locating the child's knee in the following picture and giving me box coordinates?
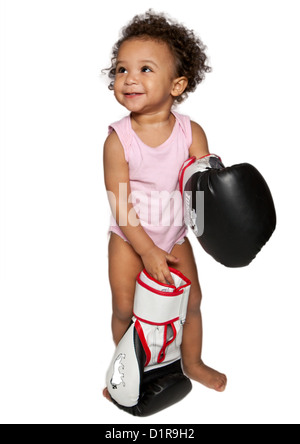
[112,292,133,322]
[187,285,202,315]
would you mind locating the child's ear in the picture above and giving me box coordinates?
[171,77,188,98]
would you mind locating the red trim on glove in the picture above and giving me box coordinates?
[178,156,196,194]
[157,322,177,364]
[168,267,191,290]
[133,312,180,326]
[137,274,184,297]
[178,154,223,194]
[142,269,176,290]
[136,268,191,296]
[135,319,151,367]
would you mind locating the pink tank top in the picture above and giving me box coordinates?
[108,111,191,253]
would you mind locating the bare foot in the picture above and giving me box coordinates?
[184,361,227,392]
[103,387,112,401]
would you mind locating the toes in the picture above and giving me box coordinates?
[214,375,227,392]
[103,388,112,401]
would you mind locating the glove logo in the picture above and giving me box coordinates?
[110,353,126,390]
[184,192,203,236]
[190,208,199,236]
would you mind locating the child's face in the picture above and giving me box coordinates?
[113,38,184,114]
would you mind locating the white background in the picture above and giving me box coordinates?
[0,0,299,424]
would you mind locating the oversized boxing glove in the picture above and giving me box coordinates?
[106,268,192,417]
[179,154,276,267]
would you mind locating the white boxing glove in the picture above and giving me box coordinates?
[105,268,192,416]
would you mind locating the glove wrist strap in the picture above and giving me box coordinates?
[133,269,191,325]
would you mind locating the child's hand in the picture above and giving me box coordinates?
[140,246,179,286]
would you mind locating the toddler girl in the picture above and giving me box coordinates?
[103,10,227,397]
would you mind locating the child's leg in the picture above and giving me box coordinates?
[170,238,227,392]
[108,233,144,345]
[103,233,143,400]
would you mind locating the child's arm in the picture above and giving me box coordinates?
[103,131,178,284]
[189,121,210,158]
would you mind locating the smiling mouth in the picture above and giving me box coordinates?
[124,93,144,97]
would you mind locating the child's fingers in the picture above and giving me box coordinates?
[164,254,179,284]
[159,265,175,286]
[154,268,174,286]
[164,269,175,286]
[166,253,179,264]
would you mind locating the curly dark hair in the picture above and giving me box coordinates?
[104,10,211,104]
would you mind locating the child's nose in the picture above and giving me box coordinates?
[125,72,138,85]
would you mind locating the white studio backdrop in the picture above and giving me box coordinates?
[0,0,299,424]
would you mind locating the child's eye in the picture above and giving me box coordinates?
[117,67,127,74]
[141,66,152,73]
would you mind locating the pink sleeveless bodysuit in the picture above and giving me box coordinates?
[108,111,192,253]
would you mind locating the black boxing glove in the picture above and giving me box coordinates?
[112,360,192,417]
[179,154,276,267]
